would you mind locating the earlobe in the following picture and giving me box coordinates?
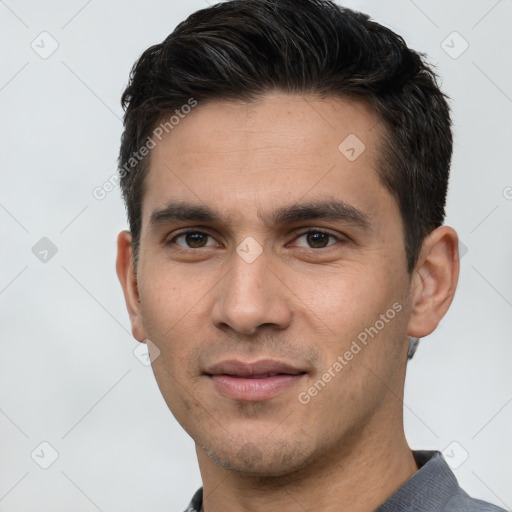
[406,226,460,338]
[115,230,147,342]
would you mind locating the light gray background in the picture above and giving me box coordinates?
[1,0,511,510]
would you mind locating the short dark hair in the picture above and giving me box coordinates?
[118,0,452,273]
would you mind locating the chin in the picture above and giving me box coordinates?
[201,438,316,478]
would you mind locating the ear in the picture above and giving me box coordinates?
[406,225,460,338]
[116,230,147,342]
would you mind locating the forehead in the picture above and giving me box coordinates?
[141,92,394,230]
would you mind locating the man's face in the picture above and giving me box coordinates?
[125,93,415,476]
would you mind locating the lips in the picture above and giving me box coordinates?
[204,359,306,378]
[205,359,307,401]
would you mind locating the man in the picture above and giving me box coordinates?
[115,1,506,511]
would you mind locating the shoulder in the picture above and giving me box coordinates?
[443,487,508,512]
[405,450,508,512]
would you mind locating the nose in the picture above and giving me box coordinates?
[210,244,293,337]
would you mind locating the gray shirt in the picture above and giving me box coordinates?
[183,450,508,512]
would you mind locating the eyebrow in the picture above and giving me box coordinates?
[149,199,373,232]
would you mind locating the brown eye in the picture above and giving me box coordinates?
[171,231,215,249]
[294,230,339,249]
[185,233,208,248]
[306,232,330,248]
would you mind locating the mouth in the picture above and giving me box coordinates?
[204,359,308,401]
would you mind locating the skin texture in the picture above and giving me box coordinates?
[116,92,460,512]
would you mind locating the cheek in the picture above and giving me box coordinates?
[138,264,209,336]
[292,263,409,391]
[292,265,398,332]
[137,279,201,394]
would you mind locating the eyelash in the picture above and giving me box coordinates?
[167,229,344,251]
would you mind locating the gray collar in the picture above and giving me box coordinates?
[374,450,460,511]
[184,450,469,512]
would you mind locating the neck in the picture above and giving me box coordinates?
[196,411,418,512]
